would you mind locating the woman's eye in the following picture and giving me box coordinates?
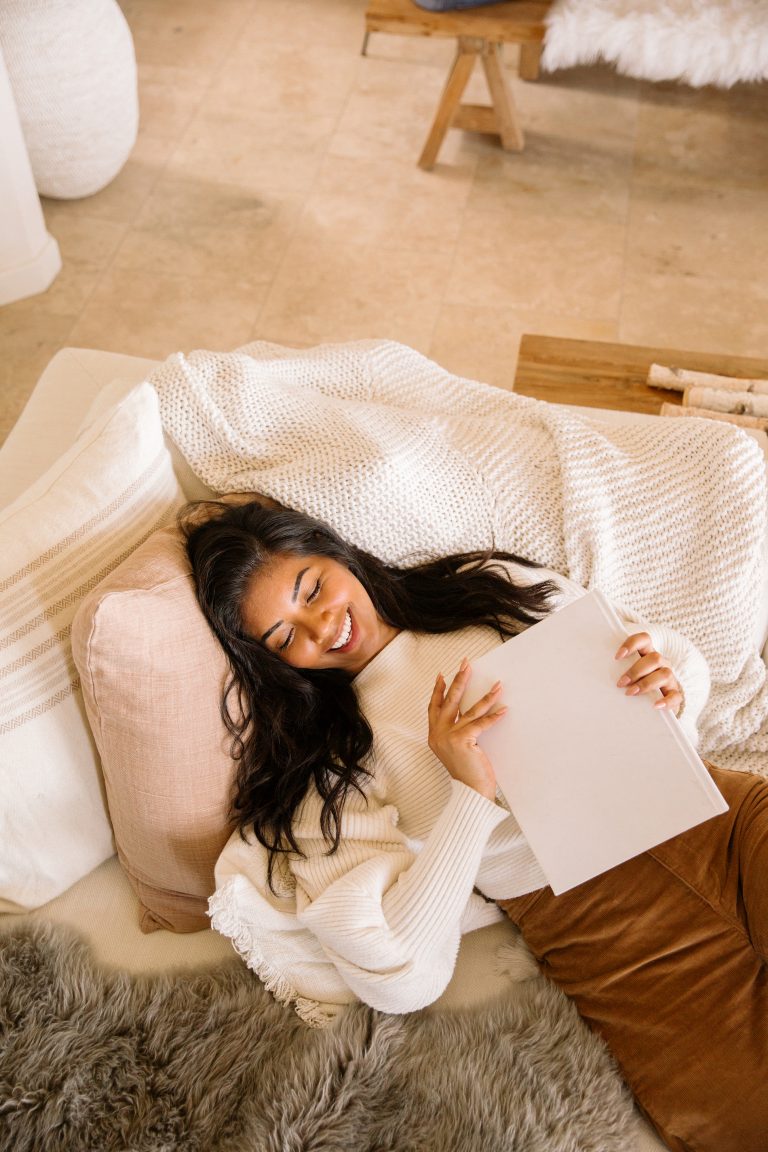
[307,580,321,603]
[278,630,293,651]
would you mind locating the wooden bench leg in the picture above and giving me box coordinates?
[481,42,523,152]
[418,38,478,171]
[417,35,528,168]
[519,42,542,82]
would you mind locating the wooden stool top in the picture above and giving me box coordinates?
[365,0,551,43]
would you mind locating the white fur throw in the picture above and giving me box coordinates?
[152,340,768,770]
[543,0,768,89]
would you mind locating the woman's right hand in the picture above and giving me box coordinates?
[427,659,506,803]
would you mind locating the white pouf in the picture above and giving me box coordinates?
[0,0,139,200]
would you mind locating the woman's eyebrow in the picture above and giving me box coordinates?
[260,567,310,643]
[292,566,309,600]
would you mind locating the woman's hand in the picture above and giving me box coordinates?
[428,658,506,802]
[615,632,683,714]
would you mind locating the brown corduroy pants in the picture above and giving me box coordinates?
[497,765,768,1152]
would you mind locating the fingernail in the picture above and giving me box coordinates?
[654,699,666,709]
[492,680,502,691]
[617,675,630,687]
[615,647,628,659]
[460,657,469,671]
[627,686,640,696]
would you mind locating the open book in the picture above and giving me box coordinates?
[459,590,727,895]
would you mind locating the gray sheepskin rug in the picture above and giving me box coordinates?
[0,923,636,1152]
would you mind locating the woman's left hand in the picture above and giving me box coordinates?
[615,632,683,715]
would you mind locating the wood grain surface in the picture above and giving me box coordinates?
[514,336,768,415]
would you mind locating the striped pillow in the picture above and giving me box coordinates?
[0,382,185,911]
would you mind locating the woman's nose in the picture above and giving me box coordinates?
[307,606,334,646]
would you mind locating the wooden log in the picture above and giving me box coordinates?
[684,386,768,419]
[648,363,768,394]
[660,402,768,430]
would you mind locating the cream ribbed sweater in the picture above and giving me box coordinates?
[209,566,710,1024]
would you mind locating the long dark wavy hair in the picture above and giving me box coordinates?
[182,499,557,888]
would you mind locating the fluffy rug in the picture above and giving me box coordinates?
[543,0,768,88]
[0,923,637,1152]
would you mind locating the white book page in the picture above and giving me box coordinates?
[460,590,727,894]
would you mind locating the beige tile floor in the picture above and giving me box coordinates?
[2,0,768,447]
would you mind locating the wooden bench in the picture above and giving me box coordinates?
[363,0,552,169]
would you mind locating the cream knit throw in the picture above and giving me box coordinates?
[151,340,768,771]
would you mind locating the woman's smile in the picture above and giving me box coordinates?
[329,609,354,651]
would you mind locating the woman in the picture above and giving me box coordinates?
[184,498,767,1152]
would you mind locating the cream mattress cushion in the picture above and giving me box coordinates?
[0,382,185,911]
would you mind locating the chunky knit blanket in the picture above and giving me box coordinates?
[151,340,768,771]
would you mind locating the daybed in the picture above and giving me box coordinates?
[1,344,767,1151]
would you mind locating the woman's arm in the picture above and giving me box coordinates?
[291,777,508,1014]
[291,666,550,1013]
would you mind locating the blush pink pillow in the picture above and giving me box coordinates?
[71,525,235,932]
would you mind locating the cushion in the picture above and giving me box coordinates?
[76,375,216,503]
[71,525,235,933]
[0,382,184,912]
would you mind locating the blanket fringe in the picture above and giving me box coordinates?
[208,881,342,1029]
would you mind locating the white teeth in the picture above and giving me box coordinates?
[330,610,352,651]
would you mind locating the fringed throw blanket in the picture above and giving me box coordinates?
[151,340,768,769]
[0,923,637,1152]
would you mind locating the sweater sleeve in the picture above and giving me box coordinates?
[289,778,508,1015]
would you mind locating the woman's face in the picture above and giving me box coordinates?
[240,552,398,675]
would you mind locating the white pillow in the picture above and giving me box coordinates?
[76,376,216,502]
[0,383,185,911]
